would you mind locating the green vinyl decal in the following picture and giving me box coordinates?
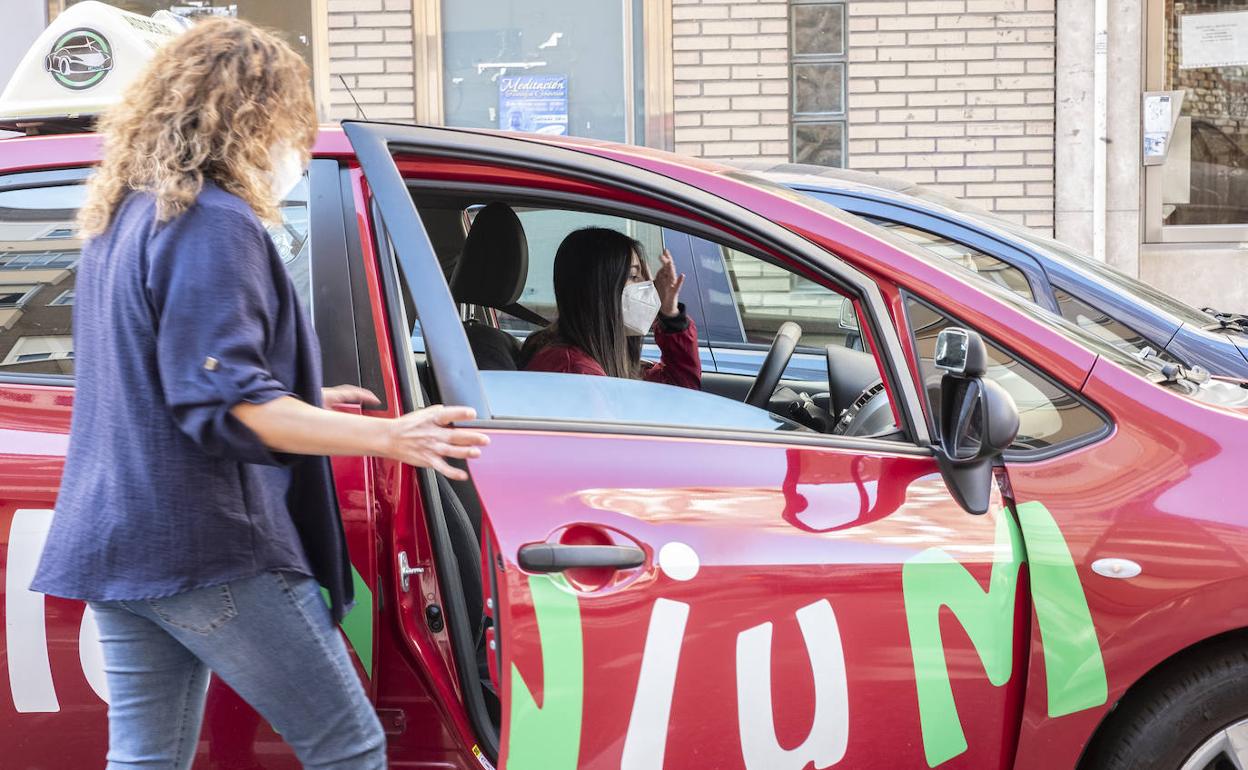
[1016,501,1107,716]
[506,574,584,770]
[903,501,1108,767]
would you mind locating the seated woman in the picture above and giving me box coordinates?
[519,227,701,390]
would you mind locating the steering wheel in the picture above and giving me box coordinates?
[745,322,802,409]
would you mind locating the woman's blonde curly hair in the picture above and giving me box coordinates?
[78,17,317,238]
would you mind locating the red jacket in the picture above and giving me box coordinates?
[524,315,701,390]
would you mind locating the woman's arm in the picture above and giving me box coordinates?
[645,250,701,389]
[231,397,488,481]
[644,310,702,390]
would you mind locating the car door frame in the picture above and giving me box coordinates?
[343,120,931,444]
[344,120,948,762]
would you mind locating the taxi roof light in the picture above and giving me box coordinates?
[0,1,186,135]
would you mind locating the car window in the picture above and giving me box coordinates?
[482,370,804,433]
[1053,286,1180,364]
[868,220,1035,301]
[0,175,311,379]
[716,245,860,350]
[905,296,1108,452]
[500,208,665,334]
[0,183,83,376]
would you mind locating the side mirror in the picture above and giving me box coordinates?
[933,328,1020,514]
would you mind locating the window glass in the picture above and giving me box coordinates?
[1161,0,1248,226]
[790,0,848,167]
[871,221,1035,301]
[0,177,310,378]
[440,0,641,142]
[0,183,82,376]
[719,246,859,350]
[482,370,805,433]
[905,296,1108,452]
[1053,286,1180,364]
[502,208,664,333]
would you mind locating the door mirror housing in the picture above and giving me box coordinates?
[933,328,1020,514]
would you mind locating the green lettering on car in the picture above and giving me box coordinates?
[506,574,584,770]
[903,501,1107,767]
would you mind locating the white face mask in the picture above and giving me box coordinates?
[621,280,661,336]
[268,144,305,202]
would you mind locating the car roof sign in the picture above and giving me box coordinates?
[0,1,186,134]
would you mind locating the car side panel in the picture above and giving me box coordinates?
[1009,360,1248,770]
[472,430,1026,770]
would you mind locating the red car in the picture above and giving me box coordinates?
[2,122,1248,770]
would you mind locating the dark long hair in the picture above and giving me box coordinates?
[520,227,649,378]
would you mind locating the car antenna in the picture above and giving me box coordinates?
[338,75,369,120]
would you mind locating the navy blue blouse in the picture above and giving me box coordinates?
[32,183,354,622]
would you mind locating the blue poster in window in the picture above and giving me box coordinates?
[498,75,568,135]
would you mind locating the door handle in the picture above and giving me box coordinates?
[517,543,645,573]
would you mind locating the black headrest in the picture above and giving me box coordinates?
[450,203,528,308]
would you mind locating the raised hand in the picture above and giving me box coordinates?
[653,248,685,318]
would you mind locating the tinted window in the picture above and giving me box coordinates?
[905,296,1108,452]
[0,176,310,378]
[1053,286,1179,364]
[871,220,1034,301]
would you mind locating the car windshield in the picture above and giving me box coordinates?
[724,170,1178,385]
[897,185,1220,329]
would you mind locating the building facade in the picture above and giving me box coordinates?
[8,0,1247,311]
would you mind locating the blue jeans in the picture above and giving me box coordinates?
[89,571,386,769]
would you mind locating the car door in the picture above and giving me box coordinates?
[347,121,1030,770]
[0,158,376,768]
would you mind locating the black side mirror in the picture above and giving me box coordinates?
[933,328,1020,514]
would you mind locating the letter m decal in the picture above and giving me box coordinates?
[902,502,1107,767]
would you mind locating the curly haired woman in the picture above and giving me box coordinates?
[30,18,487,769]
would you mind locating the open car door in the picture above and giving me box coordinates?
[344,121,1028,770]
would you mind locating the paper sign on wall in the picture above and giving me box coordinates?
[1180,11,1248,69]
[498,75,568,135]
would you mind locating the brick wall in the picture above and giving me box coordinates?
[671,0,791,160]
[846,0,1057,233]
[326,0,416,121]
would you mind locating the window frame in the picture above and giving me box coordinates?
[900,290,1113,462]
[803,189,1058,311]
[0,284,42,310]
[789,0,849,167]
[396,178,911,449]
[1142,0,1248,243]
[347,121,931,450]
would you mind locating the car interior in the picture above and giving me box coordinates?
[382,188,910,739]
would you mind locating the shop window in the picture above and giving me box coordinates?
[1145,0,1248,241]
[791,0,847,167]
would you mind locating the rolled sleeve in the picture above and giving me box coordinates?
[147,203,292,465]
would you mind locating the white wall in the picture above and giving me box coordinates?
[0,1,47,91]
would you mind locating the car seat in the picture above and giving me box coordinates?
[449,202,531,370]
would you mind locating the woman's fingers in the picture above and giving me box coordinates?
[444,428,490,446]
[435,442,483,460]
[430,405,478,426]
[674,273,686,295]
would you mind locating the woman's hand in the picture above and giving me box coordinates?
[322,385,382,410]
[382,405,490,480]
[653,248,686,318]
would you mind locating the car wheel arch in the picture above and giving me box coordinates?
[1075,626,1248,769]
